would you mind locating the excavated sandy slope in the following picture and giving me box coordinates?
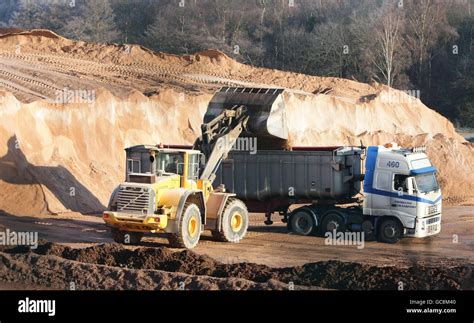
[0,30,472,215]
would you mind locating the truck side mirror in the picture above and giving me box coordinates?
[407,177,414,195]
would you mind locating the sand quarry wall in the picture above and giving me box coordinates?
[0,89,208,215]
[0,84,472,216]
[0,30,471,214]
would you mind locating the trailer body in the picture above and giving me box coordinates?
[215,147,363,201]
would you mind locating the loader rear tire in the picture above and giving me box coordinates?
[212,198,248,243]
[168,203,202,249]
[111,228,143,245]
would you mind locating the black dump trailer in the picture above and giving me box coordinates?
[214,146,369,236]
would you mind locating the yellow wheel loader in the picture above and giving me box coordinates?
[103,87,288,248]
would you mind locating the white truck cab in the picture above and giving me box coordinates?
[363,143,442,238]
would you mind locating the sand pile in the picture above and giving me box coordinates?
[1,242,471,290]
[0,89,208,215]
[0,29,472,216]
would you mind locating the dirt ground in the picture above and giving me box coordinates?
[0,207,472,290]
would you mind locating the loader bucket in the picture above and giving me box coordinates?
[204,87,288,140]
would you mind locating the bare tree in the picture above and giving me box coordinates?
[405,0,456,92]
[63,0,120,43]
[10,0,70,31]
[366,8,408,87]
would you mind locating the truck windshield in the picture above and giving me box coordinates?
[415,173,439,193]
[155,152,184,176]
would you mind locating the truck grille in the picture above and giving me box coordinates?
[427,216,440,225]
[117,186,151,214]
[427,204,440,216]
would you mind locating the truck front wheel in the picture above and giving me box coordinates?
[378,219,403,243]
[212,198,249,243]
[168,203,202,249]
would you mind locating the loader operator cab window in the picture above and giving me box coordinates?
[187,154,200,180]
[127,159,141,174]
[156,152,184,176]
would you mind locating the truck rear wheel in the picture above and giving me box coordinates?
[378,219,402,243]
[212,198,248,243]
[168,203,202,249]
[111,228,143,245]
[321,212,346,235]
[289,209,316,236]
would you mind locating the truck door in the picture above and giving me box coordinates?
[372,170,392,211]
[391,174,417,222]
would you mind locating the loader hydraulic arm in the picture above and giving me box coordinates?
[194,87,289,184]
[194,105,249,183]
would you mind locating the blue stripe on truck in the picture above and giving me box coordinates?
[410,166,437,175]
[365,187,442,205]
[363,146,378,194]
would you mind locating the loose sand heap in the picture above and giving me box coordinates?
[0,29,472,216]
[0,242,471,290]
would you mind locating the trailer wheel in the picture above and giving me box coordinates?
[378,219,402,243]
[321,212,346,235]
[289,209,316,236]
[111,228,143,245]
[168,203,202,249]
[212,198,248,243]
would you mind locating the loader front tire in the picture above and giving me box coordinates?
[168,203,202,249]
[212,198,248,243]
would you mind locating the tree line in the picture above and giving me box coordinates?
[0,0,472,127]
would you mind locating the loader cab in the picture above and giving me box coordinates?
[363,144,442,238]
[125,145,201,189]
[154,148,201,189]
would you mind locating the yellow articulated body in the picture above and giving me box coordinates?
[103,145,246,249]
[104,87,289,248]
